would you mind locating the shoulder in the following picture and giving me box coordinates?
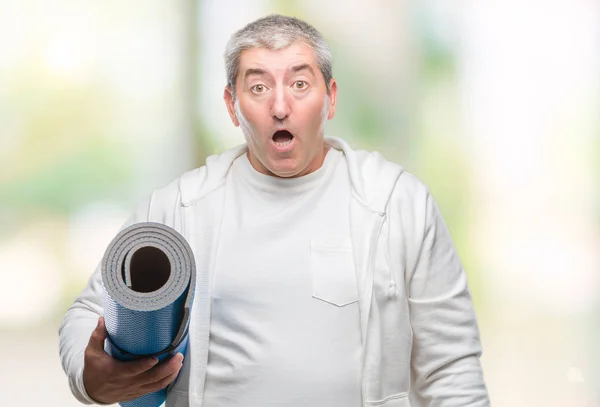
[387,171,431,224]
[328,137,406,213]
[151,142,248,209]
[328,135,430,203]
[328,136,404,176]
[393,171,431,203]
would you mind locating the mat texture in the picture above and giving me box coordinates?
[101,222,196,407]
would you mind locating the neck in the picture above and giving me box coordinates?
[248,143,330,178]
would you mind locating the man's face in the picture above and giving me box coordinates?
[224,41,337,178]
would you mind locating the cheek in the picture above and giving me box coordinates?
[246,110,271,134]
[297,101,324,127]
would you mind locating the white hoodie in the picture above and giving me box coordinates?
[59,136,490,407]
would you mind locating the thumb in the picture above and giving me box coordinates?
[88,316,108,351]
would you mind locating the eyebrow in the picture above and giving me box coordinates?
[290,63,315,76]
[243,68,268,80]
[242,64,316,81]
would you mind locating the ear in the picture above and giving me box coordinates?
[224,86,240,127]
[327,79,337,120]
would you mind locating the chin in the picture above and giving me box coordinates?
[262,155,296,176]
[268,165,299,178]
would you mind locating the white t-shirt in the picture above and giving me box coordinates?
[202,147,362,407]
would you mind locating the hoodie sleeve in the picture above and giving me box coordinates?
[58,195,154,404]
[406,189,490,407]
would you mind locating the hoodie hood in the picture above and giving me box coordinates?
[180,136,404,213]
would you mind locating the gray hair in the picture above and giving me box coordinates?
[224,14,333,100]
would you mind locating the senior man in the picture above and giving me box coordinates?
[59,14,490,407]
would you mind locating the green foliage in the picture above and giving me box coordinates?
[0,142,133,214]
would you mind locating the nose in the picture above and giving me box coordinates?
[270,88,290,121]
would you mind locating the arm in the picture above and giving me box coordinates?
[58,195,159,404]
[58,260,107,404]
[407,190,490,407]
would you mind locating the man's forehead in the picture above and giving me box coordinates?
[239,42,318,75]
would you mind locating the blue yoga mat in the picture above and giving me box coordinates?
[101,222,196,407]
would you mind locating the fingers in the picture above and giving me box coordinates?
[83,318,185,405]
[87,316,107,352]
[120,353,183,400]
[88,316,159,377]
[143,369,180,392]
[120,367,180,402]
[137,353,183,384]
[83,349,184,403]
[140,360,182,393]
[119,355,159,377]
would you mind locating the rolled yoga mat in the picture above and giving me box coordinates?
[101,222,196,407]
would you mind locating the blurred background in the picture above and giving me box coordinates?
[0,0,598,406]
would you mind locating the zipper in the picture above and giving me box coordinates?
[360,213,386,405]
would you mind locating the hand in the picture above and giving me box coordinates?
[82,316,184,404]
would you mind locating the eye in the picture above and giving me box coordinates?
[251,84,266,94]
[293,81,308,90]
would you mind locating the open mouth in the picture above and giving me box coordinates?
[271,130,295,153]
[272,130,294,146]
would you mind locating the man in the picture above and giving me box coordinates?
[59,14,490,407]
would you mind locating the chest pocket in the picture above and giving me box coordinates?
[310,237,358,307]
